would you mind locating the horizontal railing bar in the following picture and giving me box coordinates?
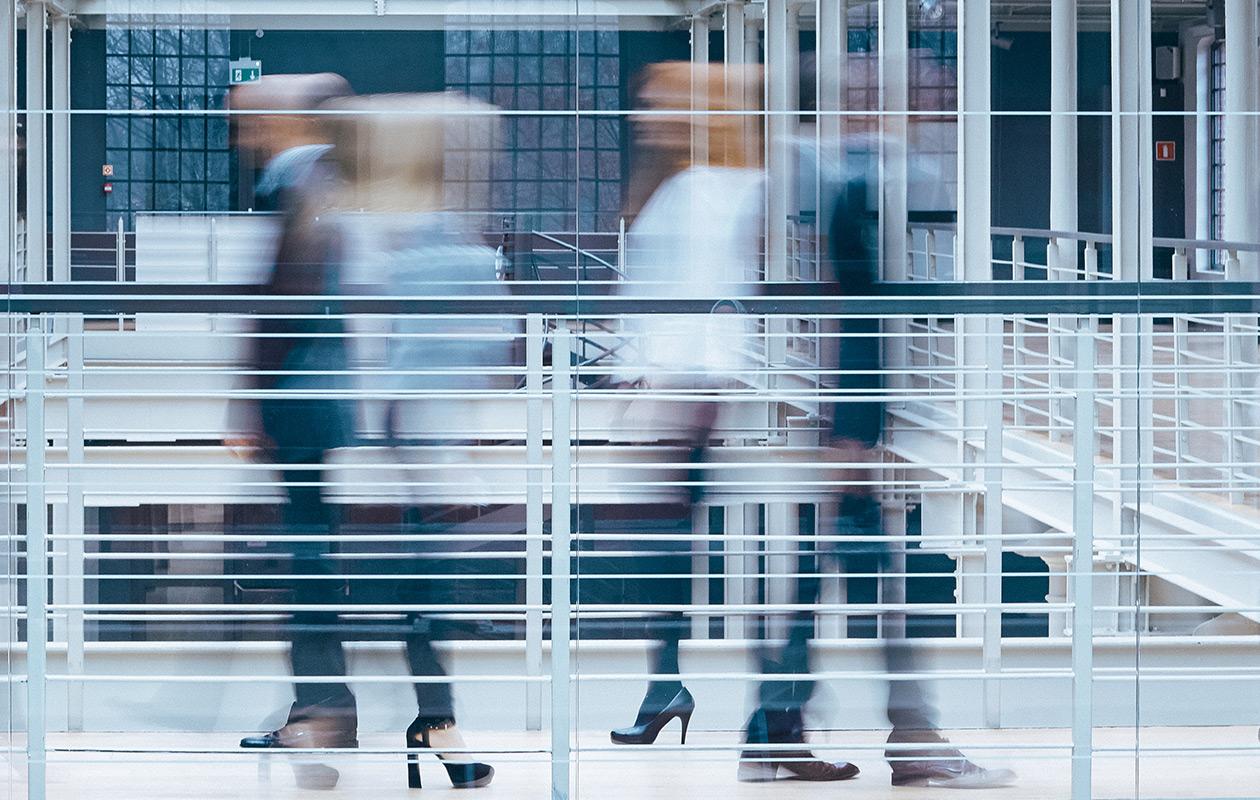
[6,281,1260,314]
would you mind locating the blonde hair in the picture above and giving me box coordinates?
[637,61,763,170]
[321,92,499,213]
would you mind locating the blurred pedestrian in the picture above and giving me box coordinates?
[229,73,359,790]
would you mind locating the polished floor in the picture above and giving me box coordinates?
[6,726,1258,799]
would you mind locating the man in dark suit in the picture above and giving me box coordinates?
[739,56,1015,789]
[228,75,360,771]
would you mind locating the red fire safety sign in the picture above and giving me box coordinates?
[1156,141,1176,161]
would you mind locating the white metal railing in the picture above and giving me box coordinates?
[11,248,1260,800]
[906,221,1260,509]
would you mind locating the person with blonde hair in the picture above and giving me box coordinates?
[607,61,866,781]
[321,92,506,790]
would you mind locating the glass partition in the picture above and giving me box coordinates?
[5,1,1260,799]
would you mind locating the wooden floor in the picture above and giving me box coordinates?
[5,726,1259,799]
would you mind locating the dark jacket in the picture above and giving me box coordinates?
[252,149,353,457]
[828,176,882,448]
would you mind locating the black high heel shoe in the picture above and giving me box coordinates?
[610,687,695,745]
[405,716,494,789]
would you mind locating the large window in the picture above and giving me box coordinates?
[104,22,232,225]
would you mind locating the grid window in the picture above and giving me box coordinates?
[104,24,232,227]
[444,28,621,232]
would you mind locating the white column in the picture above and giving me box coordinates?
[690,12,710,167]
[1223,0,1260,499]
[549,330,573,800]
[816,0,848,146]
[50,13,69,284]
[1194,36,1213,270]
[1050,0,1078,271]
[724,1,747,75]
[763,503,798,640]
[1224,0,1260,274]
[723,503,759,641]
[690,504,710,639]
[26,323,48,800]
[1111,0,1153,282]
[958,0,999,727]
[1070,327,1097,800]
[878,0,909,282]
[524,315,544,731]
[764,0,797,285]
[25,0,48,283]
[0,0,15,270]
[65,315,85,731]
[1110,0,1153,542]
[723,0,757,167]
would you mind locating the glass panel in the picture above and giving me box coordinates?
[9,1,1260,798]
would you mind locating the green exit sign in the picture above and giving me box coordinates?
[228,59,262,85]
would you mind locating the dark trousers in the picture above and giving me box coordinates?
[753,494,937,736]
[403,614,455,720]
[262,398,356,720]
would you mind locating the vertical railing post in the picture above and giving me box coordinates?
[924,228,937,280]
[114,217,125,282]
[1011,234,1025,281]
[66,314,85,730]
[617,217,626,279]
[1223,248,1244,502]
[26,321,48,800]
[690,504,710,640]
[549,328,573,800]
[1083,240,1098,280]
[1048,236,1069,443]
[1070,325,1096,800]
[981,315,1004,727]
[524,315,544,731]
[1171,249,1190,483]
[115,217,126,331]
[208,217,219,282]
[1011,237,1028,429]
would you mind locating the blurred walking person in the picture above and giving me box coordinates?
[323,92,508,789]
[608,62,765,748]
[738,58,1017,787]
[228,74,359,789]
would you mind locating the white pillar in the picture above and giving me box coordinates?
[1224,0,1260,275]
[878,0,909,282]
[0,0,15,273]
[1110,0,1154,540]
[958,0,999,728]
[690,12,710,167]
[816,0,848,146]
[723,0,757,166]
[764,0,797,284]
[25,0,48,283]
[763,503,798,640]
[724,1,746,67]
[723,503,759,641]
[50,13,69,284]
[1193,36,1213,270]
[1050,0,1078,272]
[764,0,797,381]
[1048,0,1079,437]
[1223,0,1260,499]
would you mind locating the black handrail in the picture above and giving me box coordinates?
[5,280,1260,315]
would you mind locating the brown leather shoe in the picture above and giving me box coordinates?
[738,750,860,782]
[887,730,1015,789]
